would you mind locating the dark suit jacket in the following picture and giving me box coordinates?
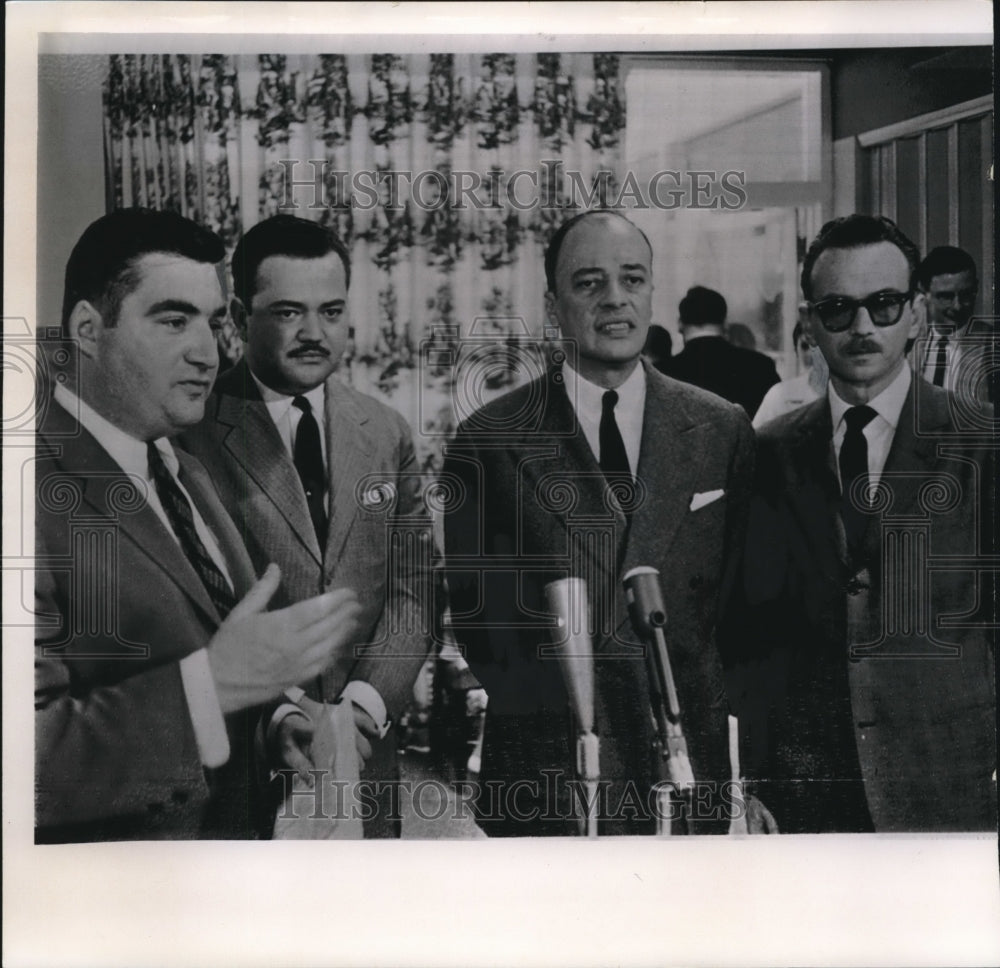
[731,378,997,832]
[663,336,780,419]
[35,396,259,842]
[180,360,433,821]
[443,362,755,835]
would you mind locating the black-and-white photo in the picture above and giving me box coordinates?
[5,3,997,965]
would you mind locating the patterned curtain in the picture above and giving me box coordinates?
[104,52,627,472]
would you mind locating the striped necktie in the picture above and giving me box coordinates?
[147,442,236,618]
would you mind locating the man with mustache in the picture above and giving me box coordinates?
[916,245,994,403]
[182,214,433,837]
[36,209,361,842]
[444,210,756,835]
[731,215,996,832]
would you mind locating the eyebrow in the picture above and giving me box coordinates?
[147,299,227,318]
[571,263,648,277]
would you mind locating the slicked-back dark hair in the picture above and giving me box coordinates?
[543,209,652,293]
[801,214,920,301]
[679,285,727,327]
[232,214,352,310]
[62,207,225,333]
[916,245,978,289]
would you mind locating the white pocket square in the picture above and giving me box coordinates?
[690,489,725,511]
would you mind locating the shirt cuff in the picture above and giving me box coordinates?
[340,680,390,739]
[179,649,229,768]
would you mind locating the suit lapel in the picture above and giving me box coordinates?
[214,361,322,565]
[786,398,849,572]
[40,402,223,624]
[323,376,374,579]
[858,379,945,563]
[622,366,710,577]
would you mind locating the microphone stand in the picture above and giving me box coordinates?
[623,567,696,836]
[544,577,599,838]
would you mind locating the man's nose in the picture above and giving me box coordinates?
[298,310,326,341]
[187,318,220,368]
[601,278,627,306]
[850,304,878,335]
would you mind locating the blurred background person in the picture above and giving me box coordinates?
[915,245,994,402]
[642,323,673,372]
[665,285,779,419]
[753,312,829,428]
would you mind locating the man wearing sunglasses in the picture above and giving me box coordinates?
[728,215,996,833]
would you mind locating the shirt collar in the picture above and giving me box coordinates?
[53,383,178,478]
[828,362,911,434]
[250,369,326,422]
[561,359,646,419]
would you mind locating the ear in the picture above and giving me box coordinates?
[800,305,820,343]
[230,297,249,338]
[543,290,559,331]
[66,300,104,360]
[907,291,927,339]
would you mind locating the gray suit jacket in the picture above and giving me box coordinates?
[35,396,259,842]
[444,362,755,835]
[181,360,433,729]
[733,377,997,832]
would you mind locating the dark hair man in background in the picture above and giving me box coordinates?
[731,214,996,833]
[444,210,756,835]
[181,214,433,837]
[36,209,360,842]
[664,285,779,419]
[915,245,993,402]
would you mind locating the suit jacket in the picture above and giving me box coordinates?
[663,336,780,419]
[181,360,433,764]
[731,378,997,832]
[911,317,997,404]
[443,362,755,835]
[35,396,259,842]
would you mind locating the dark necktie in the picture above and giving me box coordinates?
[838,405,877,557]
[930,333,949,386]
[293,396,328,548]
[147,442,236,619]
[599,390,631,481]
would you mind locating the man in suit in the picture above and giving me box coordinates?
[35,208,360,842]
[181,214,433,837]
[663,285,779,419]
[915,245,995,403]
[443,211,755,835]
[732,215,996,832]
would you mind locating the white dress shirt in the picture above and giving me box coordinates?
[829,363,911,490]
[53,384,230,768]
[251,372,329,512]
[920,324,961,392]
[248,373,389,737]
[561,360,646,476]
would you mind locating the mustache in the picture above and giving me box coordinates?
[844,337,882,355]
[288,343,331,358]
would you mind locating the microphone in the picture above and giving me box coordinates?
[622,567,696,833]
[543,577,599,837]
[623,566,680,719]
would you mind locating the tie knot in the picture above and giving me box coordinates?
[293,395,312,414]
[602,389,620,413]
[844,405,877,433]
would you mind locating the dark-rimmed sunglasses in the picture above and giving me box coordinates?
[809,291,914,333]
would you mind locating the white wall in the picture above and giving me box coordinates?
[37,55,107,333]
